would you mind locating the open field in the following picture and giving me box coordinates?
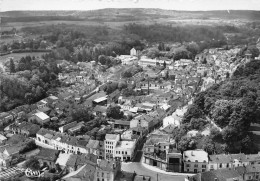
[0,52,47,63]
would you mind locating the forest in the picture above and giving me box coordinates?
[0,56,60,112]
[174,60,260,154]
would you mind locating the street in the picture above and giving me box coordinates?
[122,161,186,181]
[122,150,186,181]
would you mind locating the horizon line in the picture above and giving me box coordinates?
[1,8,260,13]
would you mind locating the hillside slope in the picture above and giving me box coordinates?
[177,60,260,154]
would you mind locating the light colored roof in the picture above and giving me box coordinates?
[0,134,7,141]
[93,96,107,103]
[56,153,72,167]
[105,134,120,141]
[183,150,208,163]
[116,140,135,149]
[35,112,50,120]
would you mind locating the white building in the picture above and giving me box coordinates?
[138,56,172,67]
[105,134,120,160]
[162,115,181,128]
[130,48,137,56]
[118,55,137,65]
[183,150,208,173]
[104,134,137,161]
[115,140,136,161]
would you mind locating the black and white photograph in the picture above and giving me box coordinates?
[0,0,260,180]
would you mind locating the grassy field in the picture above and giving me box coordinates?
[0,52,47,63]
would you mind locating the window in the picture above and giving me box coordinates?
[227,163,229,168]
[194,164,198,168]
[219,163,222,168]
[186,164,190,167]
[210,165,214,168]
[195,160,198,162]
[187,169,189,172]
[202,165,206,168]
[202,169,205,172]
[102,172,104,177]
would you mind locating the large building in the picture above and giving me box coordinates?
[36,128,88,155]
[183,150,208,173]
[138,56,172,67]
[104,134,138,161]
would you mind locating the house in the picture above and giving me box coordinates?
[236,165,260,181]
[0,112,14,126]
[29,112,50,125]
[55,153,72,170]
[114,140,137,161]
[162,115,181,129]
[104,134,120,160]
[94,159,121,181]
[66,153,97,173]
[118,55,137,65]
[67,122,85,135]
[113,120,130,130]
[143,133,182,172]
[86,140,104,159]
[0,152,11,167]
[107,90,121,104]
[59,121,77,133]
[208,153,260,171]
[36,128,88,154]
[36,148,60,169]
[11,122,40,137]
[0,134,7,144]
[62,164,96,181]
[130,113,161,132]
[190,168,243,181]
[183,150,208,173]
[130,48,137,56]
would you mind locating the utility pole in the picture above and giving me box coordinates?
[157,173,158,181]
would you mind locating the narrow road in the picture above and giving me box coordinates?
[122,162,186,181]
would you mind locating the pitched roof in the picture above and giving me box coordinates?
[97,159,116,172]
[86,140,100,149]
[62,164,96,181]
[209,154,232,164]
[36,148,59,162]
[200,169,242,181]
[114,120,130,126]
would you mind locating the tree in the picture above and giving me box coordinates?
[247,46,260,58]
[202,57,207,64]
[24,157,40,170]
[163,61,166,69]
[146,48,160,59]
[72,108,93,123]
[98,55,107,65]
[9,59,15,73]
[106,105,123,119]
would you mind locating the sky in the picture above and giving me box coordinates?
[1,0,260,12]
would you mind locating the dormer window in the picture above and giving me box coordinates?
[195,160,198,162]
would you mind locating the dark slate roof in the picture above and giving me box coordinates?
[36,148,59,162]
